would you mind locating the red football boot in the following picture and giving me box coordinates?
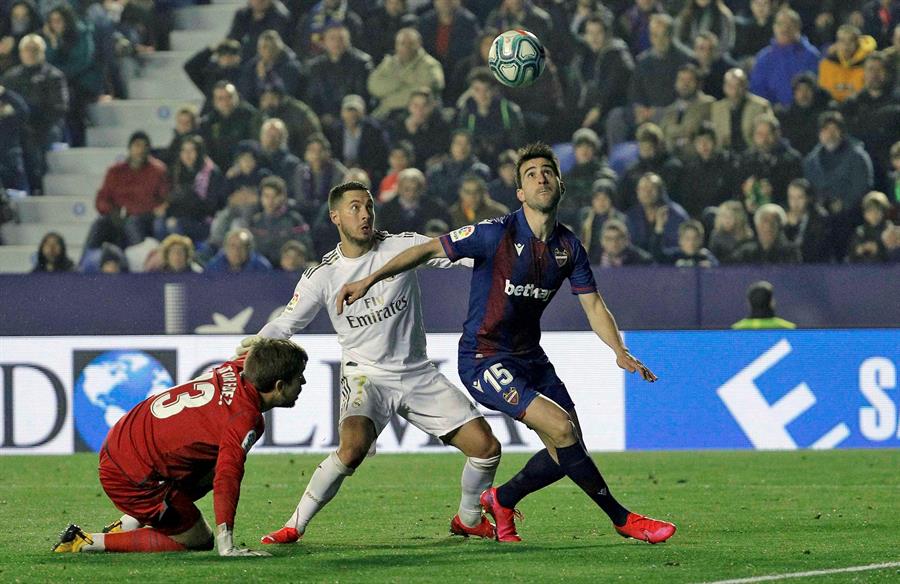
[615,513,676,544]
[260,527,301,544]
[479,487,522,542]
[450,514,496,539]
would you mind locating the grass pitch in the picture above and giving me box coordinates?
[1,450,898,583]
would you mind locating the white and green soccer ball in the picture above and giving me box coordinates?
[488,29,546,88]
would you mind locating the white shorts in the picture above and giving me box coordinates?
[339,361,482,440]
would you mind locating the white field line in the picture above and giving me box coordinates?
[698,561,900,584]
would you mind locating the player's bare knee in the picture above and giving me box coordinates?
[547,417,577,448]
[336,442,369,468]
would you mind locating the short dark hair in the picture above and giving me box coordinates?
[460,172,487,193]
[390,139,415,160]
[214,38,241,56]
[467,66,495,87]
[128,130,150,147]
[678,219,705,239]
[243,338,308,394]
[260,175,287,196]
[747,281,775,318]
[693,121,717,142]
[788,177,811,197]
[818,110,845,132]
[328,180,372,210]
[515,142,561,189]
[677,62,701,81]
[305,132,331,153]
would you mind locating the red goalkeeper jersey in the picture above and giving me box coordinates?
[102,358,265,528]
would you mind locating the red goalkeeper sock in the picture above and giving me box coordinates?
[102,529,187,552]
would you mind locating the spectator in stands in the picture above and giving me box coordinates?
[98,242,129,274]
[709,199,754,262]
[581,178,628,264]
[158,105,199,167]
[883,24,900,94]
[85,131,169,250]
[890,141,900,210]
[248,175,312,265]
[819,25,877,103]
[418,0,480,76]
[734,114,803,207]
[146,233,203,273]
[731,280,796,329]
[485,0,555,56]
[487,148,519,210]
[749,7,820,108]
[731,203,801,264]
[616,0,665,57]
[648,218,718,266]
[660,63,714,158]
[184,39,243,111]
[156,135,225,243]
[447,27,494,105]
[848,190,894,263]
[568,14,634,134]
[227,0,291,60]
[425,129,490,207]
[208,141,271,248]
[259,117,301,196]
[32,231,74,272]
[304,23,372,126]
[597,218,653,266]
[368,27,444,120]
[569,0,615,38]
[679,123,732,219]
[205,227,272,272]
[199,81,262,170]
[710,67,772,154]
[783,177,831,263]
[43,4,102,147]
[619,122,683,209]
[239,29,304,108]
[295,0,363,57]
[0,82,29,193]
[862,0,900,50]
[0,1,42,73]
[294,133,348,218]
[387,87,450,169]
[359,0,417,64]
[733,0,774,62]
[326,94,389,185]
[454,67,525,167]
[626,171,689,250]
[776,72,831,157]
[259,80,321,157]
[839,53,900,191]
[377,140,414,203]
[692,31,736,101]
[447,172,508,229]
[674,0,735,56]
[606,13,691,147]
[561,127,617,226]
[278,238,311,273]
[377,167,449,233]
[803,110,874,258]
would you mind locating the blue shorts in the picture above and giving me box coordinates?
[458,353,574,420]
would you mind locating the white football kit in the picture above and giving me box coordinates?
[259,231,481,438]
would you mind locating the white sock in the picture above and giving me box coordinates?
[79,533,105,552]
[458,455,500,527]
[119,514,142,531]
[285,452,355,534]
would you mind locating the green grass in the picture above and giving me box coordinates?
[1,450,899,583]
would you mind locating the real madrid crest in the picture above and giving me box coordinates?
[554,248,568,267]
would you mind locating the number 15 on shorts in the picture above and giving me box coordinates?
[473,363,513,393]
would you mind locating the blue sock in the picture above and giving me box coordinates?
[556,443,630,526]
[496,449,565,508]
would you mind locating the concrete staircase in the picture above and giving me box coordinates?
[0,0,241,272]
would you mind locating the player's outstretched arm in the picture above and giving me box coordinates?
[578,292,657,383]
[336,238,446,314]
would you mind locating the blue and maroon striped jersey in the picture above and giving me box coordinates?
[439,208,597,358]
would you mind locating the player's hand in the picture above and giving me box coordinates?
[233,335,262,359]
[336,278,371,315]
[616,350,657,383]
[216,524,271,557]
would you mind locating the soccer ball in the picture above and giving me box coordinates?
[488,29,546,88]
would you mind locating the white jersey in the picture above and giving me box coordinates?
[260,231,464,372]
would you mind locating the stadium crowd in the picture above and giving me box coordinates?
[2,0,899,274]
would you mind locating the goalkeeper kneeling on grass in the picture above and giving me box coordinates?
[52,339,308,557]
